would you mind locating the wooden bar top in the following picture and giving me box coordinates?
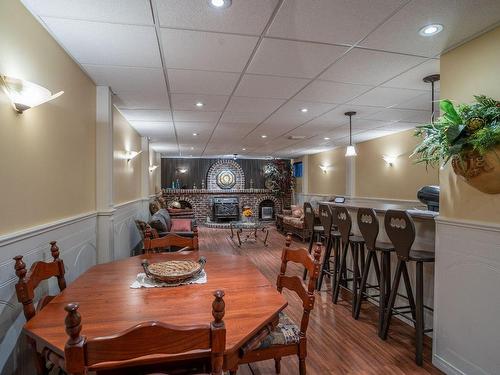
[321,199,438,220]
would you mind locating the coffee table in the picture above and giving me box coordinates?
[229,220,269,247]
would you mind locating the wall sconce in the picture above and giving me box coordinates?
[319,164,329,174]
[382,155,397,166]
[0,75,64,113]
[177,167,188,174]
[149,165,158,172]
[125,150,142,162]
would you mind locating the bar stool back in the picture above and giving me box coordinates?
[381,210,435,366]
[302,202,323,280]
[317,204,334,290]
[332,207,363,316]
[354,208,393,334]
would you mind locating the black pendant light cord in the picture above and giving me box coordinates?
[423,74,440,123]
[344,111,356,145]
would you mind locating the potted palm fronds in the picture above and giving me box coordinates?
[412,95,500,194]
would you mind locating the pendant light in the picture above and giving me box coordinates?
[422,74,440,123]
[345,111,357,157]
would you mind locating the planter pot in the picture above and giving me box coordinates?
[452,145,500,194]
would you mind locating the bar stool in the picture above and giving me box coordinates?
[332,206,365,317]
[353,208,395,336]
[303,202,324,280]
[381,210,435,366]
[317,204,336,291]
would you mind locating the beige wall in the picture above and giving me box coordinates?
[307,148,346,195]
[440,26,500,222]
[356,130,439,200]
[0,0,96,235]
[113,108,142,204]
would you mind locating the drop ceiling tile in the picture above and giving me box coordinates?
[360,0,500,57]
[234,74,309,99]
[294,80,372,104]
[171,94,229,111]
[394,91,439,111]
[173,111,221,122]
[161,29,258,72]
[156,0,278,34]
[42,18,161,67]
[349,87,426,108]
[83,65,165,93]
[151,142,179,153]
[129,121,175,138]
[319,48,426,85]
[23,0,153,24]
[376,122,417,132]
[226,97,285,114]
[382,59,440,90]
[364,108,429,123]
[248,38,348,78]
[263,101,336,126]
[168,69,240,95]
[114,89,170,110]
[220,111,269,124]
[268,0,405,44]
[306,104,381,126]
[119,109,171,121]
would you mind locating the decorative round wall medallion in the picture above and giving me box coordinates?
[216,170,236,189]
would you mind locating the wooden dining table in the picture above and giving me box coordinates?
[23,251,288,372]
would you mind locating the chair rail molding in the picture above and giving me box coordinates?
[433,216,500,375]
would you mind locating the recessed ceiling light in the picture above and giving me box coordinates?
[261,135,267,138]
[195,101,204,107]
[242,148,246,151]
[190,147,194,150]
[324,137,330,140]
[300,108,308,113]
[192,133,198,136]
[419,24,443,36]
[209,0,231,9]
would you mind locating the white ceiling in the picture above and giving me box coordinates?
[21,0,500,158]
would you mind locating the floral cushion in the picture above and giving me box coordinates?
[258,312,300,349]
[283,216,304,229]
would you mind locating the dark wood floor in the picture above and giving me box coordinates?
[198,226,443,375]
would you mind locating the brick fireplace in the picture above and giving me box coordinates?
[162,159,290,225]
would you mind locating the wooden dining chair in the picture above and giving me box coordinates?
[143,228,199,253]
[64,290,227,375]
[234,234,322,375]
[14,241,67,375]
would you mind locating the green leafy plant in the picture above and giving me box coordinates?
[263,159,294,198]
[411,95,500,167]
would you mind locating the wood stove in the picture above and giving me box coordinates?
[213,197,239,222]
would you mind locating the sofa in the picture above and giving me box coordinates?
[276,205,310,241]
[156,196,195,219]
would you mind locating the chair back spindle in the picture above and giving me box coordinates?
[384,210,416,261]
[357,208,379,251]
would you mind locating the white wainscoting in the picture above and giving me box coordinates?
[113,198,149,260]
[433,217,500,375]
[0,213,97,375]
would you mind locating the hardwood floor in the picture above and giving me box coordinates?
[198,225,443,375]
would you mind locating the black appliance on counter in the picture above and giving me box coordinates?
[417,185,440,212]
